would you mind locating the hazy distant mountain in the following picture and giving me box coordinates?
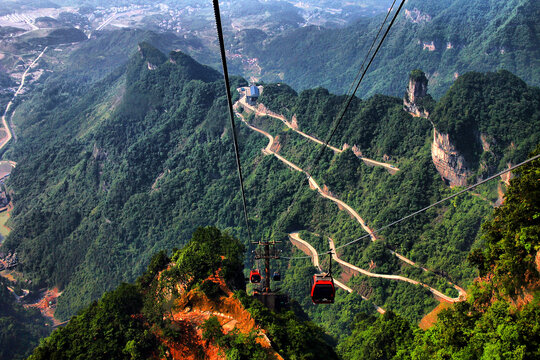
[248,0,540,98]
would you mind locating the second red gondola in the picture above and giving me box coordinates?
[249,269,262,283]
[310,273,335,304]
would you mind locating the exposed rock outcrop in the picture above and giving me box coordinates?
[403,70,430,117]
[137,42,166,70]
[92,143,107,161]
[404,8,431,24]
[431,129,470,187]
[351,144,363,157]
[423,41,436,51]
[500,162,514,186]
[290,114,299,130]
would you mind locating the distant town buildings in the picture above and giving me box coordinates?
[0,251,18,271]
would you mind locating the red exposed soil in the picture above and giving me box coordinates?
[157,271,283,360]
[418,300,452,330]
[24,287,63,326]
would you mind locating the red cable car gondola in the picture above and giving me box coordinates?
[249,269,261,283]
[310,273,335,304]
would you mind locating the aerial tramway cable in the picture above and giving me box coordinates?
[212,0,252,240]
[284,153,540,260]
[312,0,407,169]
[335,153,540,250]
[342,0,398,100]
[277,0,407,231]
[214,1,281,296]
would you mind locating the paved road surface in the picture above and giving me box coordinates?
[289,232,386,314]
[0,47,48,151]
[239,90,399,172]
[236,91,467,303]
[328,237,465,302]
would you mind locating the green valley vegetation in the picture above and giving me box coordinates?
[3,42,252,319]
[247,0,540,99]
[0,278,51,360]
[338,148,540,360]
[22,152,540,359]
[431,70,540,170]
[27,226,338,360]
[0,39,538,358]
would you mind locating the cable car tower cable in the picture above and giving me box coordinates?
[335,153,540,250]
[213,1,284,308]
[212,0,252,241]
[342,0,397,100]
[277,0,406,233]
[312,0,406,169]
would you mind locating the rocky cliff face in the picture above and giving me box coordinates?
[431,129,470,187]
[404,70,430,117]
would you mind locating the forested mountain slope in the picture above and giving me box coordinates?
[23,149,540,360]
[338,150,540,360]
[251,71,538,330]
[431,70,540,170]
[250,0,540,98]
[1,42,538,344]
[44,28,214,85]
[0,278,51,360]
[27,227,338,360]
[4,44,251,319]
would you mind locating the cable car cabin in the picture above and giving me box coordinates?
[249,269,261,283]
[272,272,281,281]
[311,273,335,304]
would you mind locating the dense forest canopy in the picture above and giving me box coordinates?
[3,41,538,326]
[249,0,540,98]
[25,151,540,359]
[338,148,540,360]
[431,70,540,168]
[0,278,51,360]
[0,1,538,358]
[27,227,339,360]
[0,22,538,357]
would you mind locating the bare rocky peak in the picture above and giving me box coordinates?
[403,70,429,117]
[402,70,470,186]
[404,8,431,24]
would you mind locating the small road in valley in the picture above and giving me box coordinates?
[237,92,425,270]
[290,231,463,304]
[95,12,118,31]
[289,232,386,314]
[0,47,48,151]
[328,237,465,302]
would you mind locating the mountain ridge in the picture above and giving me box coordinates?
[247,0,540,99]
[0,42,538,359]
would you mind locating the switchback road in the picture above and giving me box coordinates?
[235,90,467,303]
[289,232,386,314]
[239,90,399,172]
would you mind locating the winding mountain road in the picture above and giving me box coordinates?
[289,232,386,314]
[239,91,399,172]
[95,12,118,31]
[327,238,465,302]
[235,90,467,304]
[290,231,463,303]
[237,94,425,266]
[238,97,426,270]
